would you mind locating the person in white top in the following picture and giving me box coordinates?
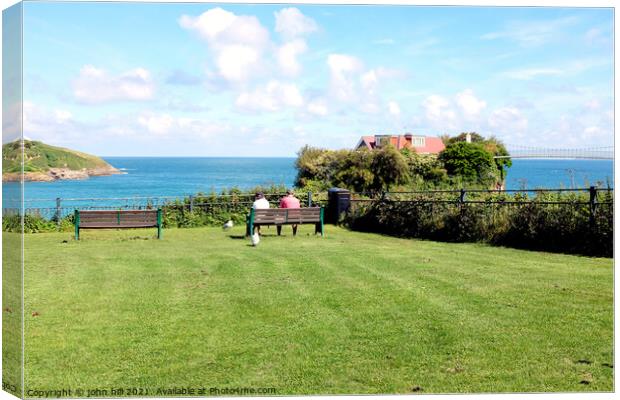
[251,192,270,235]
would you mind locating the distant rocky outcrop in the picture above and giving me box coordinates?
[2,140,121,182]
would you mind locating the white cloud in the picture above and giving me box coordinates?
[481,16,578,47]
[73,65,155,104]
[503,58,609,81]
[217,45,262,82]
[3,102,23,143]
[455,89,486,118]
[488,107,528,139]
[274,8,318,39]
[423,95,454,122]
[19,101,82,144]
[307,100,328,116]
[503,68,564,80]
[583,98,601,111]
[583,126,605,138]
[235,80,304,112]
[54,110,73,124]
[360,70,379,95]
[277,39,308,77]
[180,8,270,84]
[360,102,381,114]
[327,54,364,102]
[388,101,401,117]
[138,113,175,135]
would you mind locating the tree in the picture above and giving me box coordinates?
[401,147,447,187]
[295,145,326,187]
[446,132,485,144]
[370,144,410,192]
[438,142,496,185]
[483,136,512,182]
[334,150,375,192]
[441,133,512,187]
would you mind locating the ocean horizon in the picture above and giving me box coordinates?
[3,157,614,209]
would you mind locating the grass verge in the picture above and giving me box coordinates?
[19,225,613,394]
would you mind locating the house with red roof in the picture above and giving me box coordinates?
[355,133,445,155]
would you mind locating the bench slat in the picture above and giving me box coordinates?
[79,223,157,228]
[76,209,162,239]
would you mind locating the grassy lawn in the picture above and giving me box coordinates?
[17,225,613,394]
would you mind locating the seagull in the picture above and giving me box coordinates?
[223,220,234,230]
[251,232,260,246]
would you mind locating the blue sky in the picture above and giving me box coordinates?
[4,2,614,156]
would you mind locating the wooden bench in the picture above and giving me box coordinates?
[246,207,324,237]
[74,209,162,240]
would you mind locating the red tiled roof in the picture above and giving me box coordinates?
[356,135,445,154]
[415,136,445,154]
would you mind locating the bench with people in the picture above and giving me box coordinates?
[246,190,324,237]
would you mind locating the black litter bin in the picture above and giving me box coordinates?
[327,188,351,224]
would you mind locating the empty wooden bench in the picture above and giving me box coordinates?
[246,207,324,237]
[74,209,162,240]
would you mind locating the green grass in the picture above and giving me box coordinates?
[3,232,22,396]
[18,225,613,394]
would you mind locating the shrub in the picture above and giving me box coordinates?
[346,190,612,257]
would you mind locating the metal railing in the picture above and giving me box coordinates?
[4,191,329,224]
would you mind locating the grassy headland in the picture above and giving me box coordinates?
[2,140,119,182]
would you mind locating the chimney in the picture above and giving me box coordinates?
[466,133,472,143]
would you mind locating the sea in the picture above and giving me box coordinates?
[2,157,614,209]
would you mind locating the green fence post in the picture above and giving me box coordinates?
[56,197,62,230]
[157,208,162,239]
[74,210,80,240]
[248,208,255,236]
[320,207,324,237]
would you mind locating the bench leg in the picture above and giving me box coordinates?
[277,225,282,236]
[293,225,298,236]
[315,222,324,237]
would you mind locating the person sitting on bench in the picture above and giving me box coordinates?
[279,189,301,235]
[252,192,270,235]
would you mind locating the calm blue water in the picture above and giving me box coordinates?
[506,159,613,190]
[3,157,613,209]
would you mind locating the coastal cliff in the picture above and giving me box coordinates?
[2,140,121,182]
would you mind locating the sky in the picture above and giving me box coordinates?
[2,2,614,156]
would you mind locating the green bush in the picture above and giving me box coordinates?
[3,213,74,233]
[347,190,612,257]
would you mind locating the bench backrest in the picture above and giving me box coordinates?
[77,210,160,227]
[252,208,322,224]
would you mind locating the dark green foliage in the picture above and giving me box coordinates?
[296,145,410,193]
[370,144,409,192]
[334,149,375,192]
[3,214,74,233]
[440,133,512,185]
[347,191,612,257]
[295,133,511,192]
[400,149,448,187]
[438,142,496,185]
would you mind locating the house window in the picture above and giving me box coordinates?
[412,136,426,147]
[375,135,390,147]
